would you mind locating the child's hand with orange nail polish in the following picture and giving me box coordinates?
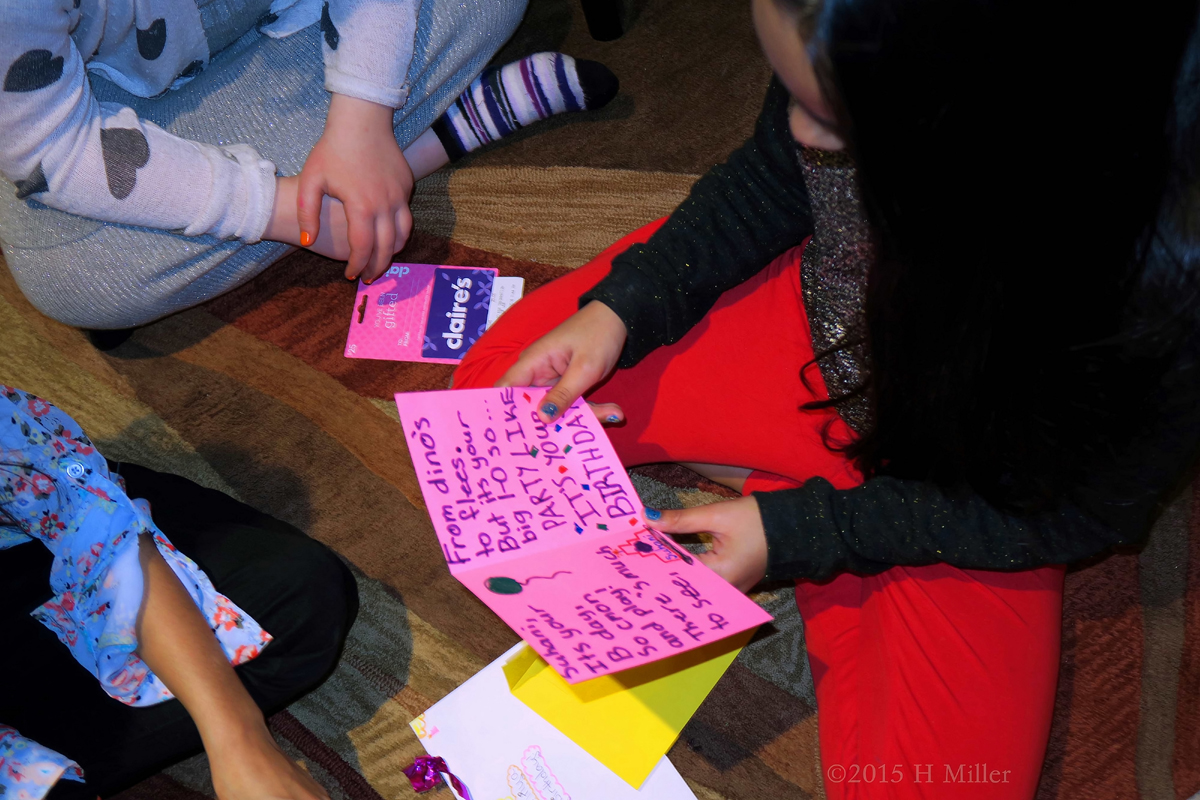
[263,176,351,262]
[295,93,414,284]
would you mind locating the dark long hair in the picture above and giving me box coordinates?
[805,0,1200,512]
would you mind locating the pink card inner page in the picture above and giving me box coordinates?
[394,387,773,681]
[459,530,772,682]
[395,387,629,573]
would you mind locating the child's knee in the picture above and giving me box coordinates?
[32,295,164,330]
[2,238,170,328]
[11,270,164,329]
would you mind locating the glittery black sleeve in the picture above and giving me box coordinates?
[754,325,1200,580]
[753,478,1137,581]
[580,79,813,368]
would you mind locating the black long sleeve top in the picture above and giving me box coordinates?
[581,80,1200,581]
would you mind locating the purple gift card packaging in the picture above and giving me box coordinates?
[345,263,524,364]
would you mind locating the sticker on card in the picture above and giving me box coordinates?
[344,264,523,364]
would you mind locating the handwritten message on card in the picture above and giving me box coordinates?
[395,388,772,682]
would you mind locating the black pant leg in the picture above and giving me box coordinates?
[111,462,360,715]
[0,462,358,798]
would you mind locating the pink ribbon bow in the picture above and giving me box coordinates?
[403,756,472,799]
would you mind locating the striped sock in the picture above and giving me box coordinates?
[432,53,619,161]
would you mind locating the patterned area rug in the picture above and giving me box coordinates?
[2,1,1199,798]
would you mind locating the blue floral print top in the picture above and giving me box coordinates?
[0,387,271,799]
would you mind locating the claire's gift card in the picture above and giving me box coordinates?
[344,263,523,364]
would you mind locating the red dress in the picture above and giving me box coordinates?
[454,222,1064,800]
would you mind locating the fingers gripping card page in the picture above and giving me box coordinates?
[394,388,772,683]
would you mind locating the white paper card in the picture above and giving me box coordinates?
[411,644,698,800]
[486,277,526,329]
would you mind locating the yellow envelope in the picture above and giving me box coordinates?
[503,630,754,788]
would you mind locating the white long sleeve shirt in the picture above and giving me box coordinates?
[0,0,418,243]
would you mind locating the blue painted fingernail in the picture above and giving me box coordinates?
[644,507,662,520]
[607,414,620,423]
[541,402,558,418]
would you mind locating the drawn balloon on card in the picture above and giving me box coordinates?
[484,571,574,595]
[394,387,773,683]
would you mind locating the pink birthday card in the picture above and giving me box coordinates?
[394,387,773,683]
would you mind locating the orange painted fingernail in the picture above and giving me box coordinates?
[300,231,314,246]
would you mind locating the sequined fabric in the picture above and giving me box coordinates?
[797,146,875,433]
